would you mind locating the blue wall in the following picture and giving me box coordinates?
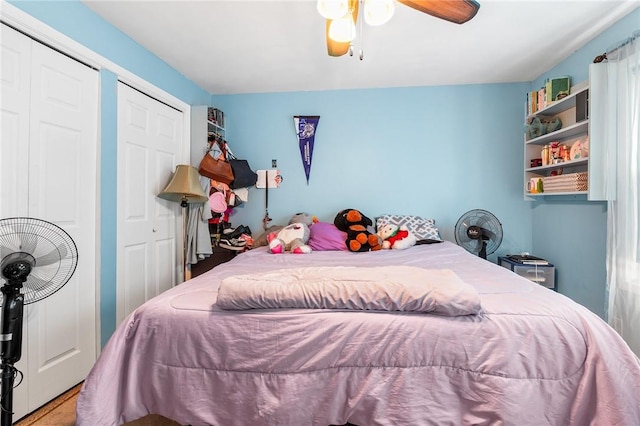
[99,70,119,345]
[8,1,638,343]
[215,84,532,258]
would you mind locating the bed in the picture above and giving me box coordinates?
[76,241,640,426]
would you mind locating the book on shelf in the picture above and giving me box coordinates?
[527,90,539,115]
[545,76,571,104]
[207,107,225,128]
[506,254,550,265]
[537,87,545,111]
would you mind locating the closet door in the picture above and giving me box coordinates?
[1,24,98,419]
[1,23,31,218]
[0,22,32,421]
[116,83,183,325]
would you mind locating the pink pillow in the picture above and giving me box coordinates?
[308,222,347,251]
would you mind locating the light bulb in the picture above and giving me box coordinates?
[328,14,356,42]
[364,0,395,26]
[317,0,350,20]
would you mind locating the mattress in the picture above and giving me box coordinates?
[76,242,640,426]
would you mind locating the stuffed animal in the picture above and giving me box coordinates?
[290,212,318,227]
[377,223,417,250]
[524,116,562,139]
[268,222,312,254]
[255,212,317,247]
[334,209,382,252]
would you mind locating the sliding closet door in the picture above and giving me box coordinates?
[0,23,31,218]
[116,83,183,325]
[0,24,98,419]
[0,22,33,420]
[25,29,99,411]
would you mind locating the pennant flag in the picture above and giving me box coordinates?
[294,115,320,185]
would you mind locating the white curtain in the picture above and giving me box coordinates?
[600,31,640,356]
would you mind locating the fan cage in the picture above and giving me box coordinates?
[0,217,78,305]
[455,209,503,255]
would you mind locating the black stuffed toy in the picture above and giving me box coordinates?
[334,209,383,252]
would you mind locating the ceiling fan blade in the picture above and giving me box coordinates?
[326,0,359,57]
[397,0,480,24]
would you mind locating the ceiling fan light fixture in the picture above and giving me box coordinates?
[328,14,356,42]
[317,0,350,20]
[363,0,395,26]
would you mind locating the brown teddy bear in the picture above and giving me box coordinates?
[334,209,382,252]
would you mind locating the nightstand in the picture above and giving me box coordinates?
[498,256,555,289]
[190,247,236,278]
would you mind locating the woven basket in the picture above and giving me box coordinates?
[542,172,588,192]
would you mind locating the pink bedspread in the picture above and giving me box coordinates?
[76,242,640,426]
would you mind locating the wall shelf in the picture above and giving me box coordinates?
[525,120,589,146]
[524,81,591,199]
[526,157,588,173]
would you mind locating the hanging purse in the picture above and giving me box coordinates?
[209,190,228,213]
[226,144,258,189]
[198,136,234,184]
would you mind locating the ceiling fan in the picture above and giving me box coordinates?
[320,0,481,58]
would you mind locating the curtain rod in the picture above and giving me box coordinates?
[593,30,639,63]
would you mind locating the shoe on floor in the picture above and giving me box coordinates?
[218,242,247,251]
[223,225,251,241]
[220,236,246,247]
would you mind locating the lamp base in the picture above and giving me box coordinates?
[181,205,188,283]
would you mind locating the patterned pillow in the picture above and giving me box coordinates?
[375,214,442,241]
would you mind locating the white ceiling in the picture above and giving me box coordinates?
[82,0,639,95]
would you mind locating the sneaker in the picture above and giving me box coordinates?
[238,233,253,248]
[219,240,247,251]
[219,236,246,246]
[222,225,249,241]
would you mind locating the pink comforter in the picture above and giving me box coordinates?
[76,242,640,426]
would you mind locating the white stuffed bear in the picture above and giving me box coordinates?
[268,223,312,254]
[377,223,417,250]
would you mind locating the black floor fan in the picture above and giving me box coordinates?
[0,217,78,426]
[454,209,503,259]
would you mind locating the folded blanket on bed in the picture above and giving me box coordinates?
[217,266,481,315]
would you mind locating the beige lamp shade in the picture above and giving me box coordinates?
[158,165,208,207]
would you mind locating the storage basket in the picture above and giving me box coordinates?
[542,172,588,193]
